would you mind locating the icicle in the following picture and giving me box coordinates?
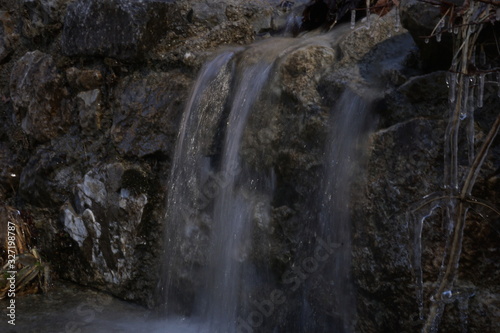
[460,76,470,120]
[395,6,401,32]
[469,77,475,106]
[468,76,475,115]
[441,290,453,302]
[407,199,443,322]
[448,72,457,103]
[439,18,446,29]
[435,18,444,42]
[454,26,459,35]
[497,72,500,97]
[467,117,476,165]
[467,79,475,165]
[479,46,486,66]
[477,74,485,108]
[408,210,425,320]
[452,55,459,69]
[351,9,356,29]
[425,38,430,44]
[365,0,370,29]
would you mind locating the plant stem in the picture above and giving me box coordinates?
[461,112,500,196]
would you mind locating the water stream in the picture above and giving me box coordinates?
[158,23,373,332]
[2,11,411,333]
[313,90,374,332]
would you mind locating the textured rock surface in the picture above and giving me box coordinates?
[399,0,467,70]
[61,0,177,60]
[0,10,16,63]
[61,164,149,292]
[111,71,191,158]
[352,118,445,332]
[1,0,289,305]
[10,51,70,142]
[0,0,498,331]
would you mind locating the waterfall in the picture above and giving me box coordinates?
[158,51,236,316]
[202,61,274,332]
[313,90,374,332]
[158,40,285,329]
[158,24,373,332]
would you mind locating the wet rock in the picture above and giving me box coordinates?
[186,0,274,33]
[0,143,19,200]
[0,0,497,327]
[61,0,178,60]
[23,0,71,24]
[189,0,227,26]
[20,0,70,39]
[150,0,281,68]
[380,71,448,128]
[60,163,150,293]
[399,71,448,103]
[151,18,255,69]
[18,145,74,206]
[111,71,191,158]
[281,45,336,105]
[0,11,17,64]
[66,67,104,91]
[76,89,104,135]
[0,21,8,64]
[10,50,71,142]
[300,0,329,31]
[332,9,417,85]
[399,0,463,70]
[224,0,275,33]
[352,118,445,332]
[400,0,441,38]
[353,97,500,331]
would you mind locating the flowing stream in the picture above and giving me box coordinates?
[313,90,374,332]
[158,23,374,332]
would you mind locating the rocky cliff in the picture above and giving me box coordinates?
[0,0,498,332]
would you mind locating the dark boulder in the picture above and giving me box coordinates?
[10,50,71,142]
[61,0,178,60]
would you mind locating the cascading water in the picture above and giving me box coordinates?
[312,90,374,332]
[202,61,275,332]
[158,51,236,316]
[158,21,376,332]
[158,39,295,329]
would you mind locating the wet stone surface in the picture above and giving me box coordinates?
[61,0,177,60]
[0,0,498,332]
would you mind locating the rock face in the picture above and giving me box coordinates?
[111,71,191,158]
[1,0,296,307]
[61,164,150,295]
[0,11,16,63]
[61,0,177,60]
[0,0,499,332]
[10,50,70,142]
